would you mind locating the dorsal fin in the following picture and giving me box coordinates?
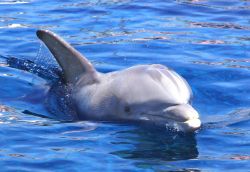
[36,30,97,84]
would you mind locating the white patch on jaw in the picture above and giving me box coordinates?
[186,118,201,127]
[180,118,201,132]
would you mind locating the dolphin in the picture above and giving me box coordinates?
[36,30,201,132]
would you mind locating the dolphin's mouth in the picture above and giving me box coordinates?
[167,118,201,132]
[139,104,201,132]
[163,104,201,132]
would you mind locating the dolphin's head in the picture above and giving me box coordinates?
[122,102,201,132]
[110,65,201,132]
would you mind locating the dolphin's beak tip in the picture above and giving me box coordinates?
[164,104,201,132]
[188,118,201,131]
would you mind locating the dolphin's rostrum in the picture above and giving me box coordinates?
[37,30,201,132]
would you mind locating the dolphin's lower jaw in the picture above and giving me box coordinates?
[167,118,201,132]
[162,104,200,132]
[138,116,201,132]
[137,113,201,132]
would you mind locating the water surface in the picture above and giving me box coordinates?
[0,0,250,171]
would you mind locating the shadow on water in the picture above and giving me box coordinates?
[111,127,199,162]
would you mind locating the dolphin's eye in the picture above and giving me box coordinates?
[124,106,130,113]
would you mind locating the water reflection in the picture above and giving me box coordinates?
[111,127,198,162]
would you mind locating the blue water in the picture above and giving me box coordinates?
[0,0,250,171]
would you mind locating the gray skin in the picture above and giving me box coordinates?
[36,30,201,132]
